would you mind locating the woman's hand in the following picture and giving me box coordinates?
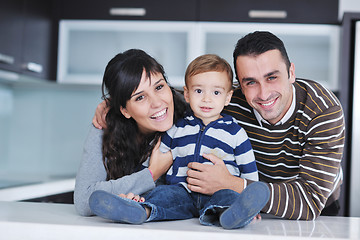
[118,193,145,203]
[92,100,109,129]
[148,138,173,181]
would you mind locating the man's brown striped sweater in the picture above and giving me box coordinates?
[224,78,345,220]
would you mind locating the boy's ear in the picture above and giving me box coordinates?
[120,106,131,119]
[224,90,233,106]
[183,86,190,103]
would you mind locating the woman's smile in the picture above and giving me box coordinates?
[150,108,168,120]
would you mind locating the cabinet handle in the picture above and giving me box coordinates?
[248,10,287,19]
[109,8,146,16]
[0,53,15,65]
[24,62,43,73]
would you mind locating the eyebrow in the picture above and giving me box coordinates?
[130,78,165,99]
[191,84,226,90]
[241,70,280,83]
[264,70,280,78]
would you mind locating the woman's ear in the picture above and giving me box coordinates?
[120,106,131,119]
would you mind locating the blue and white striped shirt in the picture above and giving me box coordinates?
[160,112,258,191]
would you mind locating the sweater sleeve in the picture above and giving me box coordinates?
[258,106,345,220]
[234,127,259,182]
[74,125,156,216]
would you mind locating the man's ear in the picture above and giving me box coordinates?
[120,106,131,119]
[183,86,190,103]
[289,63,296,83]
[225,89,233,106]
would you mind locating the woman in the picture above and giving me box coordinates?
[74,49,186,216]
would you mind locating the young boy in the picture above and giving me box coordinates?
[161,54,259,191]
[89,54,270,229]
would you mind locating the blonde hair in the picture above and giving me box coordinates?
[185,54,233,88]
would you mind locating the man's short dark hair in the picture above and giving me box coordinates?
[233,31,291,80]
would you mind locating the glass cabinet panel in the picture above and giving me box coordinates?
[201,22,340,91]
[58,21,340,91]
[58,20,197,88]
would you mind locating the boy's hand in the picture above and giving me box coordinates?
[92,100,108,129]
[187,153,244,195]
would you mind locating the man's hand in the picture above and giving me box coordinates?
[187,153,244,195]
[92,100,108,129]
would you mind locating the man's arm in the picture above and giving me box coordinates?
[259,106,345,220]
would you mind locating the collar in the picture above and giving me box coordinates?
[254,85,296,126]
[185,111,232,126]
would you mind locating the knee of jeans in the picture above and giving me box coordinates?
[210,189,240,205]
[213,189,239,198]
[146,184,189,204]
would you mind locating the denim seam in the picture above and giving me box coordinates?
[141,202,157,222]
[199,204,229,226]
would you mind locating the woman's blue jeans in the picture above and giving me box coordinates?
[141,184,240,226]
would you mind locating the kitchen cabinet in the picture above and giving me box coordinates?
[57,20,340,91]
[0,0,24,73]
[200,22,340,91]
[199,0,339,24]
[53,0,198,21]
[57,20,199,87]
[53,0,339,24]
[0,0,55,80]
[21,0,56,80]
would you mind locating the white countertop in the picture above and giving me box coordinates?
[0,178,75,201]
[0,201,359,240]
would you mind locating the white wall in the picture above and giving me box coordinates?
[339,0,360,20]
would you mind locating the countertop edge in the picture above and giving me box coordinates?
[0,178,75,201]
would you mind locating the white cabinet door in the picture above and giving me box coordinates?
[200,22,340,91]
[57,20,199,88]
[58,20,340,91]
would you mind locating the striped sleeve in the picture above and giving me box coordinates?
[261,105,345,220]
[233,128,258,181]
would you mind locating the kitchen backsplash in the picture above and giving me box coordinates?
[0,81,102,181]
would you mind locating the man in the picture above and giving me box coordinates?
[186,31,345,220]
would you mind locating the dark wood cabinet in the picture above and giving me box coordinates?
[199,0,339,24]
[0,0,24,73]
[0,0,55,80]
[53,0,339,24]
[21,0,56,80]
[53,0,198,21]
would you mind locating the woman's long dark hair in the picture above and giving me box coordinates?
[101,49,186,180]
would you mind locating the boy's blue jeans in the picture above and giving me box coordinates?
[141,184,240,226]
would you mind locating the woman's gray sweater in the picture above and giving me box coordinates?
[74,125,155,216]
